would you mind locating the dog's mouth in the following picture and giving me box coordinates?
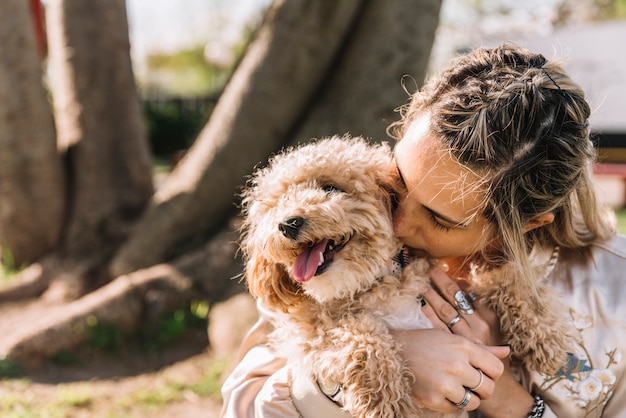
[292,238,348,282]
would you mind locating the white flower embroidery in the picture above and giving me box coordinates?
[591,368,616,386]
[577,376,603,401]
[573,316,593,330]
[539,310,619,417]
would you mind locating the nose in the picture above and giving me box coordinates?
[279,216,305,240]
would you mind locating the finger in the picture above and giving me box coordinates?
[430,266,471,307]
[420,299,450,332]
[423,288,476,340]
[448,387,480,412]
[423,288,460,325]
[466,368,493,401]
[469,343,506,383]
[484,344,511,360]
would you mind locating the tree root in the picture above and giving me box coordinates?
[0,228,246,367]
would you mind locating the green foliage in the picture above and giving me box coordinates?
[85,315,127,351]
[0,247,23,285]
[143,45,232,96]
[140,300,209,351]
[615,208,626,234]
[594,0,626,18]
[143,97,213,157]
[0,358,21,379]
[59,301,210,358]
[51,350,80,367]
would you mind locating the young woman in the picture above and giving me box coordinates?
[221,44,626,417]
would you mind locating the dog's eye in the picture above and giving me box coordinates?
[322,184,341,194]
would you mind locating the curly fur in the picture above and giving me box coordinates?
[470,261,575,375]
[240,135,573,418]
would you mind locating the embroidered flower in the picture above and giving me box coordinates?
[590,368,616,386]
[539,310,619,417]
[577,376,603,401]
[573,316,593,330]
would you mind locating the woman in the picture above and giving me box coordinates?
[221,44,626,417]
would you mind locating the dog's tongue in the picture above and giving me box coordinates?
[293,239,328,282]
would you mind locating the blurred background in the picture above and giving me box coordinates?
[126,0,626,207]
[1,0,624,416]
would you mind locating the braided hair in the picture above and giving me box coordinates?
[390,44,615,281]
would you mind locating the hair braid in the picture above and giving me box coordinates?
[390,43,615,280]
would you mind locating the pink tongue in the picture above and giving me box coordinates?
[293,239,329,282]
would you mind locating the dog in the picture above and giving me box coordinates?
[240,135,572,418]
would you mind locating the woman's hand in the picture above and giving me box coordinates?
[392,328,508,413]
[423,265,536,417]
[424,265,501,346]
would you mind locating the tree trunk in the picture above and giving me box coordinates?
[291,0,442,144]
[46,0,153,294]
[0,0,65,266]
[109,0,443,277]
[0,0,442,364]
[110,0,367,277]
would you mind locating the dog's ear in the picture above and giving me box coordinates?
[246,256,301,313]
[376,163,404,214]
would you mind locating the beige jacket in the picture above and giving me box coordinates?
[221,235,626,418]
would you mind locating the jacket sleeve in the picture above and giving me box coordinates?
[220,302,349,418]
[220,302,301,418]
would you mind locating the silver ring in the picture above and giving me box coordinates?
[468,291,478,302]
[454,290,475,315]
[447,314,462,328]
[469,369,484,392]
[454,387,472,409]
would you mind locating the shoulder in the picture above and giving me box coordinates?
[552,235,626,306]
[592,233,626,260]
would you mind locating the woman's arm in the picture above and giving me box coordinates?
[220,303,300,418]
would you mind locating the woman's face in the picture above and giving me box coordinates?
[393,113,491,260]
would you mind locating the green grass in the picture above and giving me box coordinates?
[0,354,231,417]
[615,208,626,234]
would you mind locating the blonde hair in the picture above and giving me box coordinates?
[390,44,615,279]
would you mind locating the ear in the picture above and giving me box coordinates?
[523,212,555,233]
[246,256,301,312]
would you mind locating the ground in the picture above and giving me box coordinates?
[0,299,231,418]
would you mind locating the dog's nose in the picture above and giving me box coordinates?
[279,216,305,240]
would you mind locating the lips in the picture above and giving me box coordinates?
[293,239,345,282]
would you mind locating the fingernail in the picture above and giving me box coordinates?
[418,297,426,306]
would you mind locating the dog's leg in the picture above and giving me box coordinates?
[313,316,420,418]
[482,282,574,375]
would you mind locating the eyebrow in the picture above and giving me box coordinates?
[395,159,470,229]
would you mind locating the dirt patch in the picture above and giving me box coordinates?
[0,325,228,417]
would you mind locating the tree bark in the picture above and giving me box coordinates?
[111,0,442,278]
[46,0,153,292]
[0,0,65,266]
[1,225,244,366]
[291,0,442,144]
[0,0,443,363]
[110,0,367,276]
